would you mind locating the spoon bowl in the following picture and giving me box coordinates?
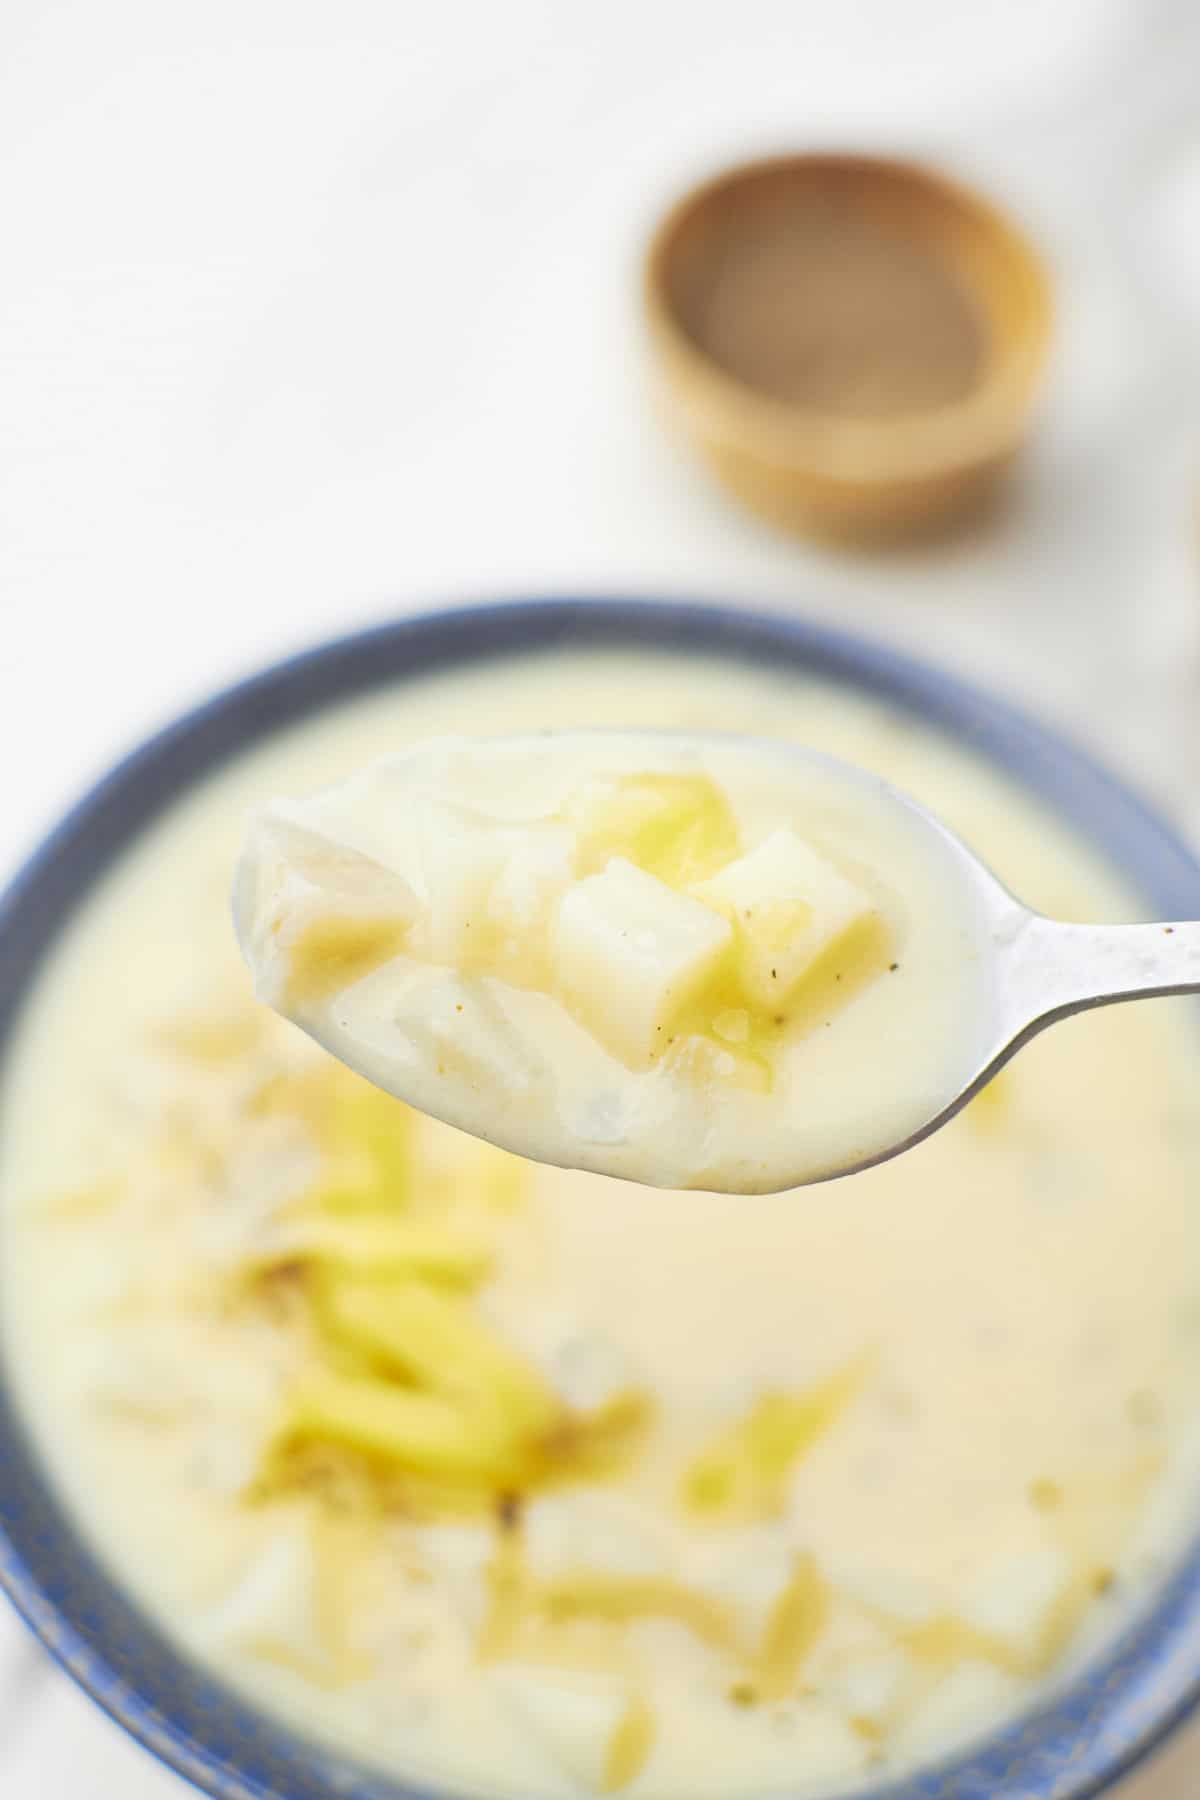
[235,727,1200,1193]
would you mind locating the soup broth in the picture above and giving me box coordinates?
[3,648,1199,1798]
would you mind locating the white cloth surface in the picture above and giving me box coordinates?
[1,1,1199,1794]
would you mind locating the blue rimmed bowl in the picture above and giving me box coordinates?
[1,597,1198,1800]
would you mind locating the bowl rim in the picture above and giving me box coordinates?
[0,594,1199,1800]
[642,151,1054,483]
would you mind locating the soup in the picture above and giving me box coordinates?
[3,648,1200,1798]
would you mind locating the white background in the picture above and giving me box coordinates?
[1,1,1199,1792]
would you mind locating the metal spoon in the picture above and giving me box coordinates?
[236,732,1200,1193]
[838,824,1200,1181]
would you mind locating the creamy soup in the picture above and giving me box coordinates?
[3,648,1200,1800]
[235,733,988,1191]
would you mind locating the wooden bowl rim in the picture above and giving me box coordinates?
[643,151,1054,484]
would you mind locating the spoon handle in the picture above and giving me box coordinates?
[1004,915,1200,1033]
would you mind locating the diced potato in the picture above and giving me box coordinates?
[203,1517,336,1682]
[522,1492,672,1584]
[417,809,511,967]
[554,859,732,1067]
[234,815,417,1010]
[491,1665,643,1794]
[957,1545,1073,1667]
[826,1561,943,1628]
[415,1520,496,1628]
[823,1647,913,1726]
[487,825,576,940]
[574,772,741,889]
[695,1527,798,1641]
[284,914,412,1010]
[544,1329,640,1417]
[393,974,546,1096]
[691,829,875,1010]
[78,1339,195,1422]
[187,1424,263,1500]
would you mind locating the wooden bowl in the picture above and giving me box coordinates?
[643,153,1053,541]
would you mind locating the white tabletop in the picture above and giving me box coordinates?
[2,1,1200,1793]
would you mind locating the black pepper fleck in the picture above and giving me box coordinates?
[496,1491,523,1532]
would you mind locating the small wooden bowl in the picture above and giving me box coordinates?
[644,153,1053,541]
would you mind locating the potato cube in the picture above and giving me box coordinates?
[234,814,417,1011]
[417,809,510,966]
[522,1491,672,1583]
[692,829,875,1009]
[958,1544,1072,1663]
[825,1647,912,1724]
[80,1339,196,1423]
[205,1519,334,1680]
[554,858,732,1067]
[488,825,576,937]
[573,771,740,887]
[393,972,545,1096]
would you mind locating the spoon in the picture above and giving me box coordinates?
[235,732,1200,1193]
[845,827,1200,1179]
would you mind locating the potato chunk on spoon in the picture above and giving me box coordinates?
[234,733,1200,1194]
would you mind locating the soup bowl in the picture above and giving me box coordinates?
[0,597,1198,1800]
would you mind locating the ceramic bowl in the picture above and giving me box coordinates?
[644,155,1053,539]
[0,599,1198,1800]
